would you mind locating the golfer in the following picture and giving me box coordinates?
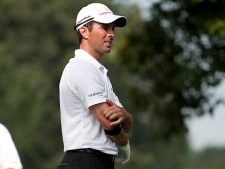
[58,3,133,169]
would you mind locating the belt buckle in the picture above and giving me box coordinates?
[112,155,115,161]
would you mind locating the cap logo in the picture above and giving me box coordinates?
[75,15,94,30]
[78,15,92,24]
[99,11,112,16]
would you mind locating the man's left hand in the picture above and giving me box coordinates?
[103,99,129,126]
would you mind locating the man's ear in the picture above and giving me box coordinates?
[79,26,89,39]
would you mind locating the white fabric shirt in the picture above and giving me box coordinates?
[0,123,23,169]
[59,49,123,155]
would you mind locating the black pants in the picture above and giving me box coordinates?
[57,149,115,169]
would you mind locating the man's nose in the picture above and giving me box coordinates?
[108,29,115,38]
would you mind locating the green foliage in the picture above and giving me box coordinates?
[117,0,225,139]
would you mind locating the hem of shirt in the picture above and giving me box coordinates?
[87,98,106,108]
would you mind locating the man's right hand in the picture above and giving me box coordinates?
[115,141,131,164]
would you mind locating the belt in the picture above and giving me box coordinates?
[67,148,115,161]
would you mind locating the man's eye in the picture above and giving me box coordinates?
[101,26,108,30]
[100,24,115,32]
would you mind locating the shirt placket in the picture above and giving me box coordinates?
[100,66,110,99]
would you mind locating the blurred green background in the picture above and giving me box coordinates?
[1,0,225,169]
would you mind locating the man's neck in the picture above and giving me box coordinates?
[80,45,103,62]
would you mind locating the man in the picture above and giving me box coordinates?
[58,3,133,169]
[0,123,23,169]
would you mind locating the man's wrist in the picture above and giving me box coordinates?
[119,141,129,149]
[104,123,123,136]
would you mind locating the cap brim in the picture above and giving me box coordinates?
[93,14,127,27]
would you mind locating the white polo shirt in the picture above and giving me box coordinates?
[59,49,123,155]
[0,123,23,169]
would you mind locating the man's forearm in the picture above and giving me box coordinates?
[121,109,133,133]
[107,128,128,146]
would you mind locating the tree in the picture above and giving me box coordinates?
[117,0,225,138]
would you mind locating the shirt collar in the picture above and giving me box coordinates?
[74,49,108,74]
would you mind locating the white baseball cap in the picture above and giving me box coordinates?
[74,3,127,31]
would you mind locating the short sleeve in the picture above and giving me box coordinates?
[66,59,107,109]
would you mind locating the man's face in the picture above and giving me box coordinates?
[87,21,116,55]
